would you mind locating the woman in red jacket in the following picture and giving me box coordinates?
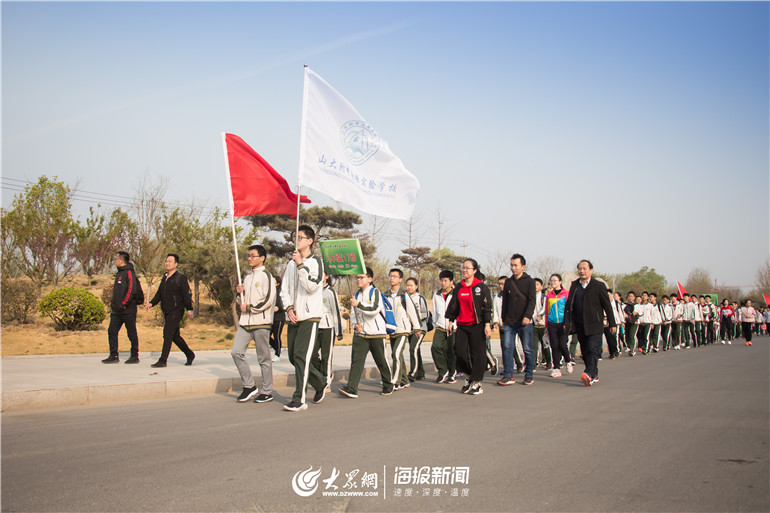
[719,299,734,344]
[445,258,492,396]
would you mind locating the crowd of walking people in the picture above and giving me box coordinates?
[103,226,767,412]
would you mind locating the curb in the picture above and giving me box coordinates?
[1,366,387,412]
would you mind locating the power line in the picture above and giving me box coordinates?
[2,177,224,217]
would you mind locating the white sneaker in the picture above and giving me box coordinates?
[469,382,484,395]
[566,362,574,374]
[550,368,562,378]
[721,340,726,344]
[727,340,732,345]
[271,355,280,362]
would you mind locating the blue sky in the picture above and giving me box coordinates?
[2,1,768,290]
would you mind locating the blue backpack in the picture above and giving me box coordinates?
[356,287,397,334]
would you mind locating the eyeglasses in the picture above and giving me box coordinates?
[460,266,474,271]
[297,236,312,241]
[355,276,367,280]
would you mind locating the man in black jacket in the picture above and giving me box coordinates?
[498,254,537,386]
[103,251,144,364]
[564,260,616,386]
[147,253,195,368]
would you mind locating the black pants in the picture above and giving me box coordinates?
[270,320,285,356]
[742,322,753,342]
[454,324,487,382]
[720,318,733,341]
[547,322,570,369]
[575,323,602,378]
[158,310,194,363]
[107,311,139,357]
[603,327,618,357]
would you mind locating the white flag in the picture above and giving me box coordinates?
[298,67,420,220]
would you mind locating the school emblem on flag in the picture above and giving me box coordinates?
[341,121,380,165]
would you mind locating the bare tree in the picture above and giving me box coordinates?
[435,206,457,255]
[486,250,512,280]
[129,174,169,297]
[364,214,391,249]
[527,256,565,282]
[398,213,425,249]
[756,257,770,293]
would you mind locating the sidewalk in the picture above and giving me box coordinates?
[1,342,447,412]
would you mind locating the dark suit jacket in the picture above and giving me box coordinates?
[564,278,616,336]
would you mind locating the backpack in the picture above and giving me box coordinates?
[355,287,397,334]
[420,295,434,332]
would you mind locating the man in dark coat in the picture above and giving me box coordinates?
[103,251,144,364]
[564,260,616,386]
[147,253,195,368]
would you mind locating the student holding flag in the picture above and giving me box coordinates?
[232,244,276,404]
[280,225,328,412]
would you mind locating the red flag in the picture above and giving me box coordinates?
[676,281,687,300]
[224,133,310,217]
[763,293,770,307]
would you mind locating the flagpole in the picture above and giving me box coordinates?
[221,132,244,302]
[292,184,302,310]
[292,65,311,310]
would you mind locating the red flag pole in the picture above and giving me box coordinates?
[222,132,244,303]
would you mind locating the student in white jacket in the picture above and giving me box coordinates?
[637,292,653,354]
[405,277,429,382]
[648,293,663,353]
[383,268,419,390]
[312,274,343,390]
[660,295,674,351]
[338,267,394,398]
[431,270,457,383]
[279,225,327,412]
[232,245,276,404]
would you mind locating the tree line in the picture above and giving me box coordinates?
[2,175,767,328]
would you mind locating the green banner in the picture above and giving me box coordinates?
[318,239,366,275]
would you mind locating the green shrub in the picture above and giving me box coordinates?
[39,287,106,330]
[1,279,39,324]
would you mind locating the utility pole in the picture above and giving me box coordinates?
[460,241,468,258]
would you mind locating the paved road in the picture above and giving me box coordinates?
[3,340,768,512]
